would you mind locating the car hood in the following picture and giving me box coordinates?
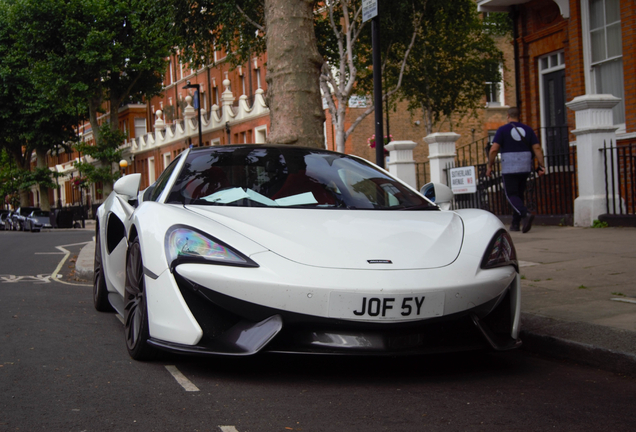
[185,206,464,270]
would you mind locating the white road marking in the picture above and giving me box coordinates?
[218,427,240,432]
[35,252,66,255]
[519,260,539,267]
[610,297,636,305]
[1,274,51,284]
[165,365,200,392]
[50,241,92,287]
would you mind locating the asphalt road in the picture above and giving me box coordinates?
[1,229,635,432]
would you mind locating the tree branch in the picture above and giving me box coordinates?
[236,3,265,33]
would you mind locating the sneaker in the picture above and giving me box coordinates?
[522,214,535,233]
[509,224,520,232]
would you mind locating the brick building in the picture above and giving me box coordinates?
[478,0,633,149]
[46,6,518,210]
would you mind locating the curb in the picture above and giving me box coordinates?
[520,313,636,375]
[75,241,95,282]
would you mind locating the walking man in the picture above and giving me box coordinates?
[486,107,545,233]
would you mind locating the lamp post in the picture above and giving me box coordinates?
[119,159,128,176]
[183,81,203,146]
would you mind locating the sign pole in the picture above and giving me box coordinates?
[372,16,384,168]
[363,0,383,168]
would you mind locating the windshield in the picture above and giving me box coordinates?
[166,145,436,210]
[19,207,38,215]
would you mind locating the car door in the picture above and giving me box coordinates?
[102,176,141,298]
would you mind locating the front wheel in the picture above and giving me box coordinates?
[124,237,157,361]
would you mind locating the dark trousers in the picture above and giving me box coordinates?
[502,173,529,227]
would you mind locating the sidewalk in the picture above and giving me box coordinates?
[75,224,636,373]
[511,225,636,374]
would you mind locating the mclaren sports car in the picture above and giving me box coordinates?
[93,144,521,360]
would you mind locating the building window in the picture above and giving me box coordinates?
[148,157,156,185]
[485,63,504,107]
[134,118,147,138]
[587,0,624,124]
[255,125,267,144]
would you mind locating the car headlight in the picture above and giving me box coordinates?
[481,229,517,270]
[165,225,258,269]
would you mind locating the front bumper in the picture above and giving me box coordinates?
[147,270,521,356]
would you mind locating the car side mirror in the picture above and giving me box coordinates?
[114,173,141,199]
[420,182,453,210]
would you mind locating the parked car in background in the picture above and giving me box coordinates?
[0,210,10,230]
[11,207,39,231]
[3,211,15,230]
[24,210,52,232]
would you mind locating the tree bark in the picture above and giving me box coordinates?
[36,148,51,211]
[264,0,325,148]
[10,147,31,207]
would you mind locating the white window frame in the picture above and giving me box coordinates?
[580,0,625,132]
[485,63,505,108]
[162,152,171,170]
[134,118,147,139]
[538,50,566,152]
[254,125,267,144]
[148,157,156,185]
[255,67,262,89]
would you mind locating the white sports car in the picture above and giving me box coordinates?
[94,144,520,360]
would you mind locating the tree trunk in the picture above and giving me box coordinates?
[36,148,51,211]
[10,147,31,207]
[264,0,325,148]
[335,103,348,153]
[19,190,30,208]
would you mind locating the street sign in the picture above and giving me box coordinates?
[449,166,477,194]
[362,0,378,23]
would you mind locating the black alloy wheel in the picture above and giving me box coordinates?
[93,228,114,312]
[124,237,157,361]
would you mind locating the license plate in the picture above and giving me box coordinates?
[328,292,444,320]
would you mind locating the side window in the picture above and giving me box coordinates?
[148,156,181,202]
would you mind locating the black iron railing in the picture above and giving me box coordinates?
[455,136,491,167]
[538,126,571,166]
[415,161,430,190]
[444,146,578,218]
[600,140,636,215]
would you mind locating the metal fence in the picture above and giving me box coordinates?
[539,126,570,166]
[456,136,491,167]
[416,161,430,190]
[445,142,578,220]
[600,140,636,215]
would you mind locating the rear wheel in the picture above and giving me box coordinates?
[93,229,114,312]
[124,237,157,361]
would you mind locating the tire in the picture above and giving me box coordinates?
[124,237,157,361]
[93,230,115,312]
